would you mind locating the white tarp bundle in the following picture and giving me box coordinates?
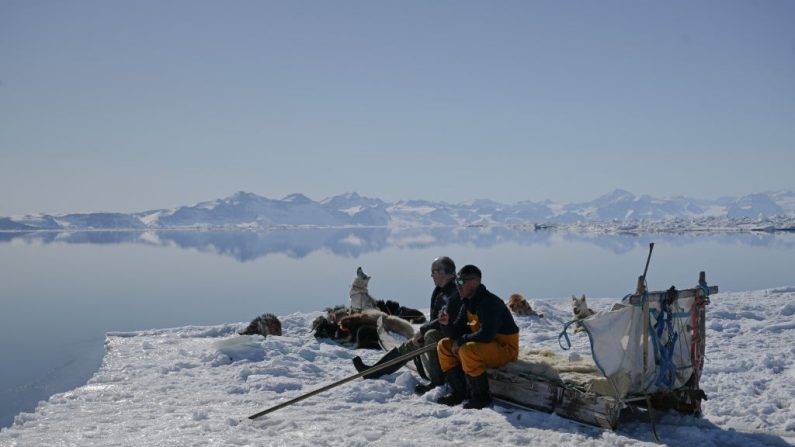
[579,293,700,398]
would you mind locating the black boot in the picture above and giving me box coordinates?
[352,356,369,372]
[414,382,438,395]
[351,348,404,379]
[436,366,467,406]
[463,373,492,409]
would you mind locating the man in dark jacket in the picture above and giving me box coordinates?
[436,264,519,409]
[352,256,462,394]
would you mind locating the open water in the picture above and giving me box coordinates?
[1,226,794,428]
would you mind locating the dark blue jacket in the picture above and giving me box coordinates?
[450,284,519,345]
[420,278,462,338]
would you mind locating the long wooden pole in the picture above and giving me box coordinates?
[639,242,662,443]
[640,242,654,376]
[642,242,655,283]
[247,343,437,420]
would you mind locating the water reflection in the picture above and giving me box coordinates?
[2,226,793,261]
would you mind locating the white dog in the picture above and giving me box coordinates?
[571,294,595,333]
[349,267,378,312]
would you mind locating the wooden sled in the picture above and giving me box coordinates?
[489,273,715,432]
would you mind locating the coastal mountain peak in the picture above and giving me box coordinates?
[228,191,261,201]
[282,193,313,204]
[595,189,635,203]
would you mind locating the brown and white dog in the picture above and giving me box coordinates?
[571,294,595,333]
[313,297,426,349]
[507,293,544,318]
[311,307,416,350]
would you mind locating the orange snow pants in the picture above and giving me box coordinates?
[437,312,519,377]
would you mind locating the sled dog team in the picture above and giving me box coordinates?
[241,259,595,410]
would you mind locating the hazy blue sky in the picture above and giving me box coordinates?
[1,0,793,215]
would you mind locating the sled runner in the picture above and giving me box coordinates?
[487,349,623,429]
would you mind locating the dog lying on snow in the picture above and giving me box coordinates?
[571,294,596,333]
[311,308,381,349]
[312,306,414,350]
[311,305,350,340]
[239,313,282,337]
[374,299,426,324]
[507,293,544,318]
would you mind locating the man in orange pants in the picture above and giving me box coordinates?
[436,264,519,409]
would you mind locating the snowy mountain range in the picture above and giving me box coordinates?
[2,189,795,230]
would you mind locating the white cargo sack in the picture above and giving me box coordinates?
[572,294,698,398]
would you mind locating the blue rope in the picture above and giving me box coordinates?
[698,281,712,304]
[558,320,581,350]
[653,291,679,388]
[648,308,661,362]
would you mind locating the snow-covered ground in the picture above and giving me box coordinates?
[1,289,792,446]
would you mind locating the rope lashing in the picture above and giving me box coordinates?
[653,289,679,388]
[698,282,712,305]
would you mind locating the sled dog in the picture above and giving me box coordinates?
[239,313,282,337]
[571,294,595,333]
[349,267,378,312]
[507,293,543,318]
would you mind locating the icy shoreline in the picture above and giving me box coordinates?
[516,216,795,235]
[1,289,793,446]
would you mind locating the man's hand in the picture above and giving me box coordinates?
[412,332,424,346]
[452,340,460,356]
[438,307,449,326]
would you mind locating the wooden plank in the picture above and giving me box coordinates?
[487,369,622,430]
[624,286,718,305]
[553,387,622,430]
[489,369,557,413]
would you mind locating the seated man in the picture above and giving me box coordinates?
[436,264,519,409]
[352,256,462,394]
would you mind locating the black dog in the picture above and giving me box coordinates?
[239,313,282,337]
[337,313,382,350]
[374,300,427,324]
